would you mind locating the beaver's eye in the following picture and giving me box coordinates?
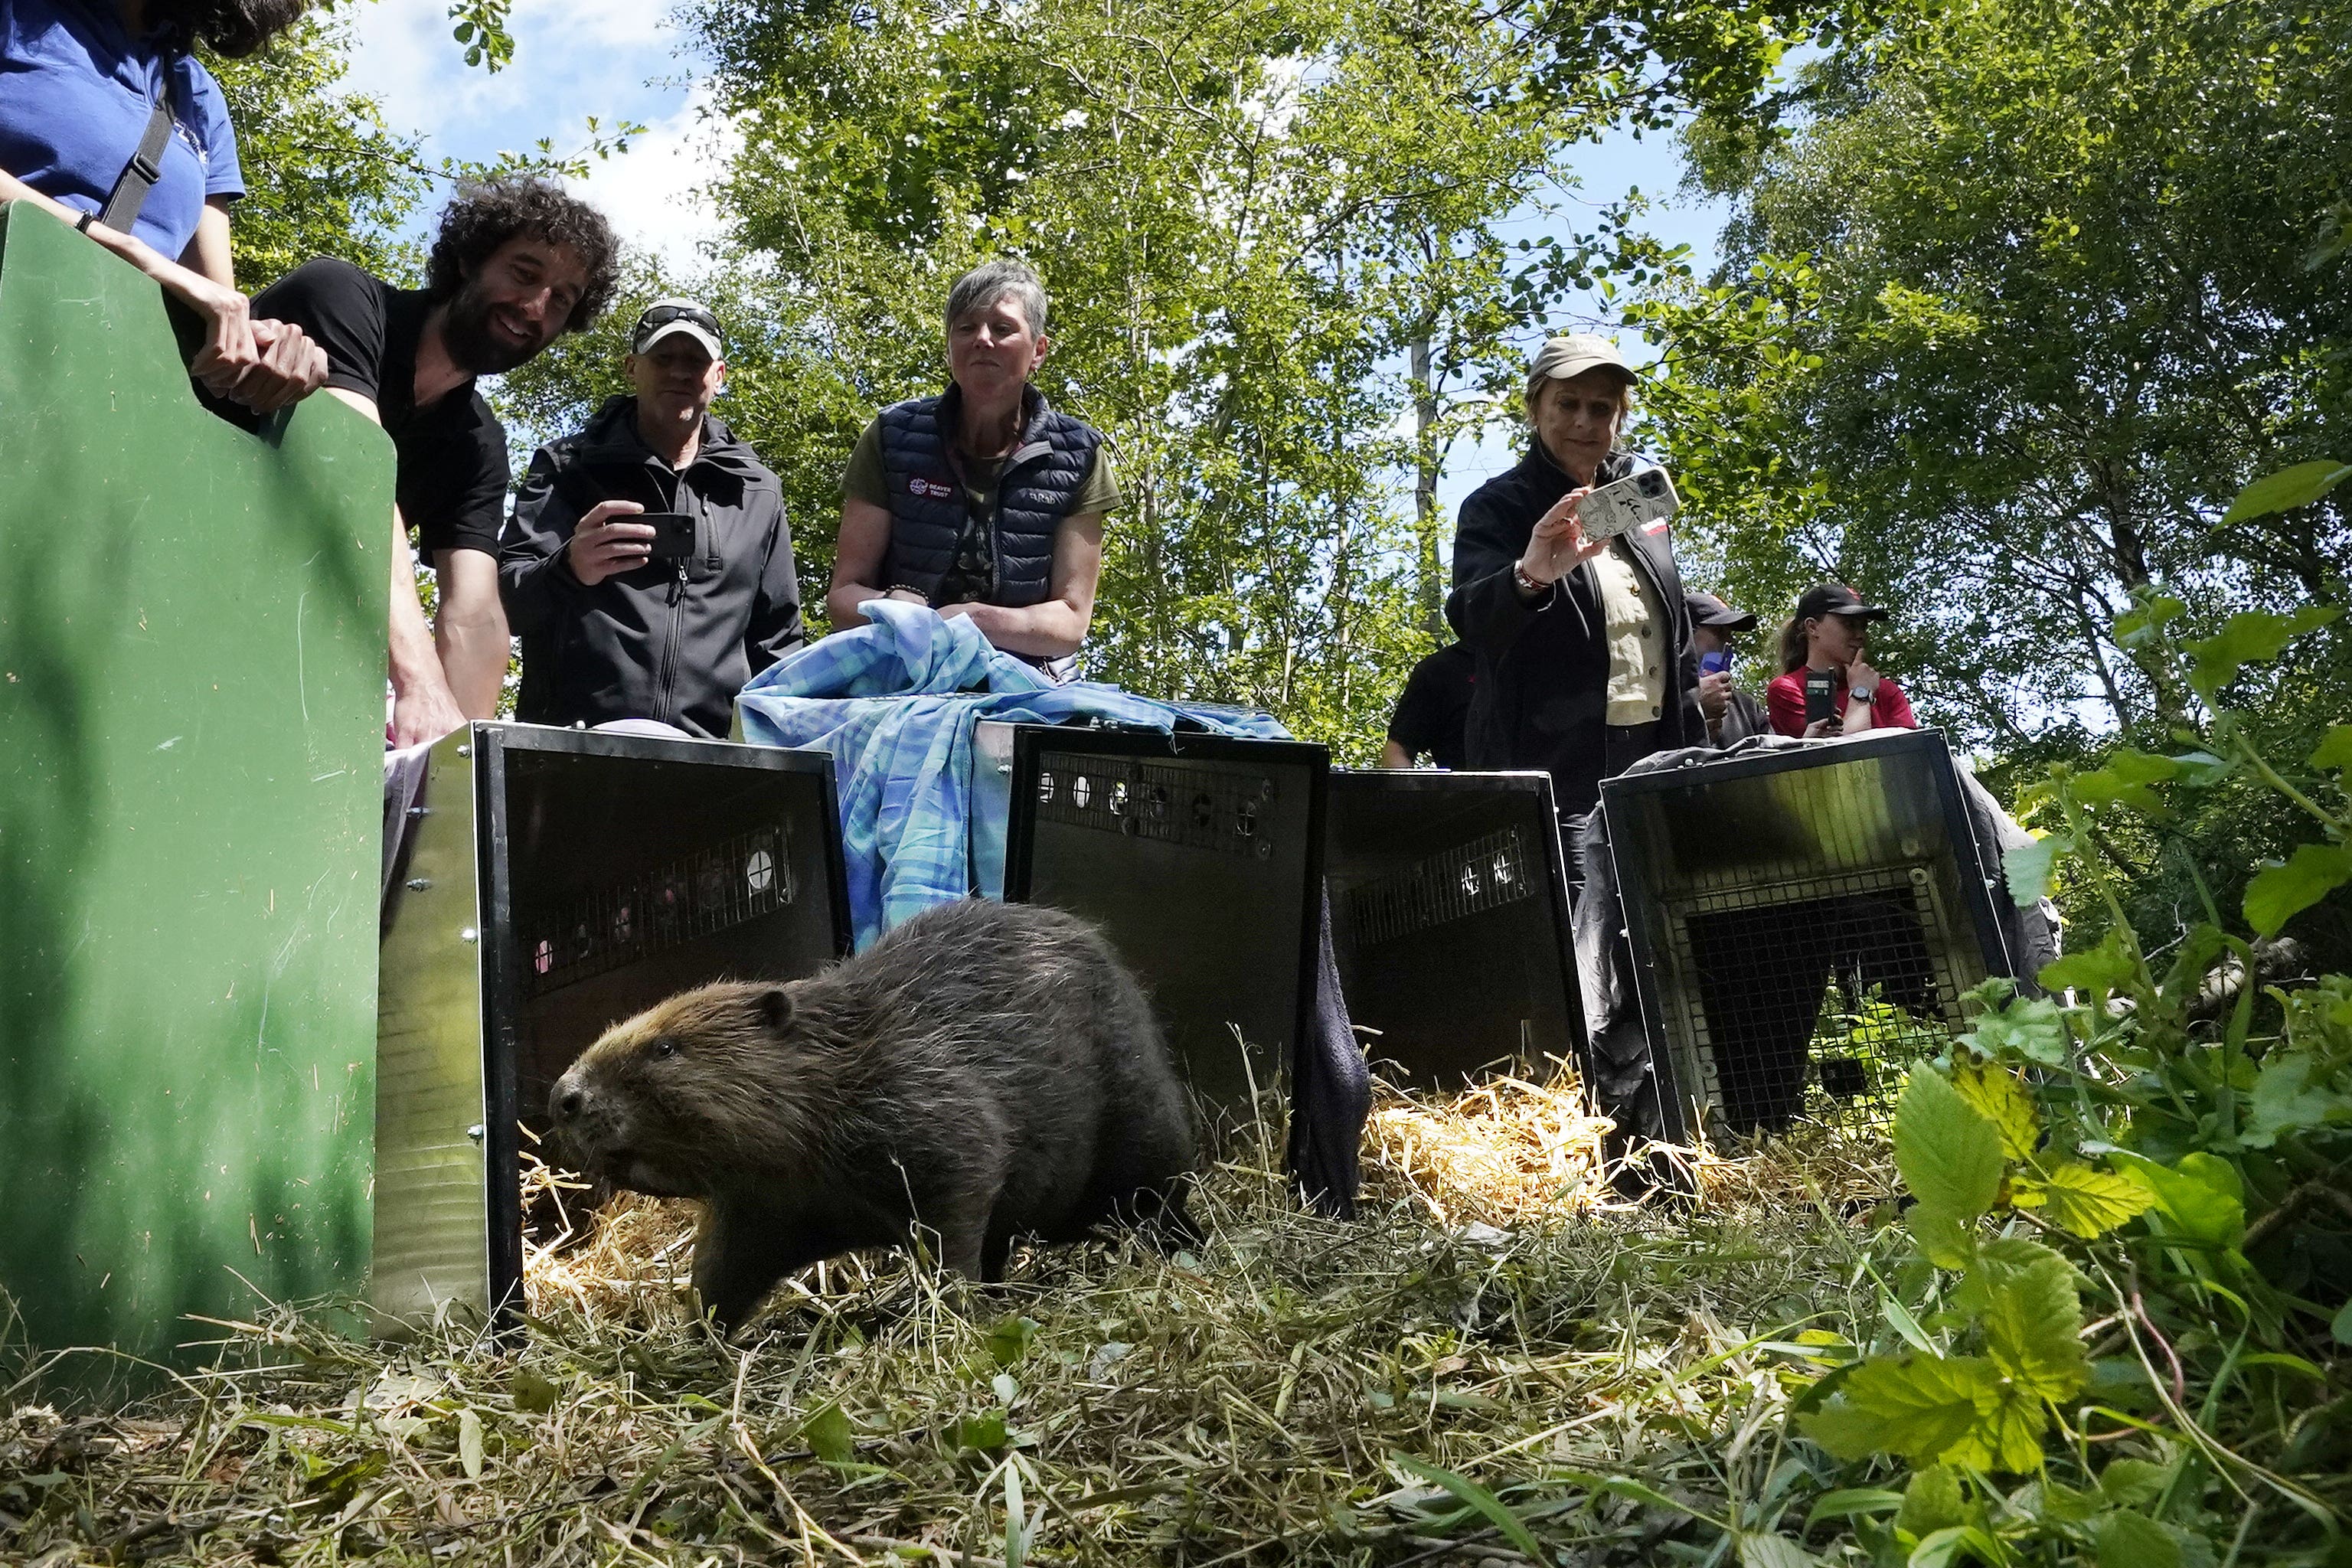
[651,1038,678,1060]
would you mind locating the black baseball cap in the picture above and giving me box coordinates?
[1684,590,1757,632]
[1796,582,1890,622]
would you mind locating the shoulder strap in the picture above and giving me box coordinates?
[97,96,176,234]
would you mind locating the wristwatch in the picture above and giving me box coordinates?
[1849,684,1877,706]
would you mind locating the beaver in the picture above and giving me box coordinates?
[548,898,1200,1330]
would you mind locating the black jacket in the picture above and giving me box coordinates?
[1444,443,1702,815]
[500,397,804,738]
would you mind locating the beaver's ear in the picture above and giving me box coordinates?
[753,986,795,1033]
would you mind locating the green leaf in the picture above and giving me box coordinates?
[2115,1151,2246,1248]
[2220,460,2352,524]
[2097,1509,2181,1568]
[1908,1201,1977,1270]
[510,1368,560,1415]
[988,1315,1041,1368]
[2112,592,2187,649]
[2311,725,2352,773]
[1799,1354,2000,1464]
[456,1407,484,1481]
[2244,1052,2347,1147]
[1977,1251,2088,1401]
[1893,1067,2006,1221]
[799,1402,855,1464]
[2007,1162,2154,1239]
[2331,1298,2352,1347]
[1910,1527,2010,1568]
[1958,995,2069,1066]
[2003,836,2060,906]
[1951,1064,2040,1161]
[1801,1488,1903,1528]
[1896,1465,1966,1536]
[1392,1454,1544,1559]
[1735,1532,1818,1568]
[2243,841,2352,938]
[949,1411,1008,1452]
[2039,926,2138,996]
[2096,1459,2166,1506]
[2069,750,2185,815]
[1944,1383,2050,1473]
[2184,606,2341,699]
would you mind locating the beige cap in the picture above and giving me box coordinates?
[1527,332,1636,392]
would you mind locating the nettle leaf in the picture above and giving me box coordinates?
[1951,1064,2040,1161]
[2311,725,2352,773]
[1958,995,2069,1067]
[2002,835,2061,906]
[2244,1052,2349,1148]
[988,1315,1041,1367]
[2115,1151,2246,1249]
[1909,1201,1977,1270]
[1944,1385,2050,1474]
[1800,1354,2000,1464]
[1976,1251,2088,1402]
[1894,1069,2006,1221]
[2007,1162,2154,1239]
[2039,926,2137,997]
[2219,459,2352,524]
[2243,841,2352,939]
[2183,606,2341,699]
[798,1402,855,1464]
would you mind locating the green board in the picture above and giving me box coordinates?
[0,203,388,1378]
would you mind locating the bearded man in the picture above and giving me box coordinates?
[250,176,620,743]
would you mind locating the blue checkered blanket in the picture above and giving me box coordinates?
[737,601,1289,949]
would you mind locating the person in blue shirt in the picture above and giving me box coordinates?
[0,0,323,409]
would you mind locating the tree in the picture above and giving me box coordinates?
[1638,0,2352,752]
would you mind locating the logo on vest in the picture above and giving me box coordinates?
[907,476,956,499]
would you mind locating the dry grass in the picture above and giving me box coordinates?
[0,1075,1903,1566]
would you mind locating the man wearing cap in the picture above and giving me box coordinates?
[1766,582,1917,738]
[498,299,805,738]
[1446,332,1702,833]
[1687,590,1769,746]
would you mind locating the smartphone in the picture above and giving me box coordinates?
[1575,466,1681,541]
[1700,649,1731,676]
[639,511,697,561]
[1804,668,1838,727]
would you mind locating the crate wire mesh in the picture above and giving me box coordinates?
[1668,865,1957,1133]
[523,823,795,998]
[1348,826,1535,949]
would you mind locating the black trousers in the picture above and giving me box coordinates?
[1560,720,1664,897]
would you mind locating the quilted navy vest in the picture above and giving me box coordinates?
[876,384,1102,606]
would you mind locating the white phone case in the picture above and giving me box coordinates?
[1575,466,1681,541]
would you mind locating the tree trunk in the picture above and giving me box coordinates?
[1411,327,1445,638]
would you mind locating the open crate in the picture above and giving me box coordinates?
[1600,730,2013,1143]
[373,723,848,1329]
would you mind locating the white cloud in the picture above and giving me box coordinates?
[572,87,740,272]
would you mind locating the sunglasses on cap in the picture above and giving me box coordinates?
[637,303,720,333]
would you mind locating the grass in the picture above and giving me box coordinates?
[0,1073,1908,1566]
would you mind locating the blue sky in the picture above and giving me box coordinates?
[341,0,1733,521]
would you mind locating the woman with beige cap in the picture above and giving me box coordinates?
[1444,332,1703,866]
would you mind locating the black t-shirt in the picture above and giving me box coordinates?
[248,258,509,558]
[1387,642,1476,769]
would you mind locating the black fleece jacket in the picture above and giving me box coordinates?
[1444,442,1702,815]
[500,397,804,738]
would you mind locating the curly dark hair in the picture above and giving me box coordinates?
[151,0,309,59]
[426,176,622,334]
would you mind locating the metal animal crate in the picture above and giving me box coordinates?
[979,722,1329,1105]
[1323,771,1584,1089]
[1599,730,2011,1143]
[374,723,848,1330]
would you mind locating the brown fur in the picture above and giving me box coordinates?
[549,899,1200,1330]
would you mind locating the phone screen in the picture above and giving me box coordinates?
[1804,669,1838,726]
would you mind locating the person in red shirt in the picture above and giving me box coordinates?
[1766,582,1918,738]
